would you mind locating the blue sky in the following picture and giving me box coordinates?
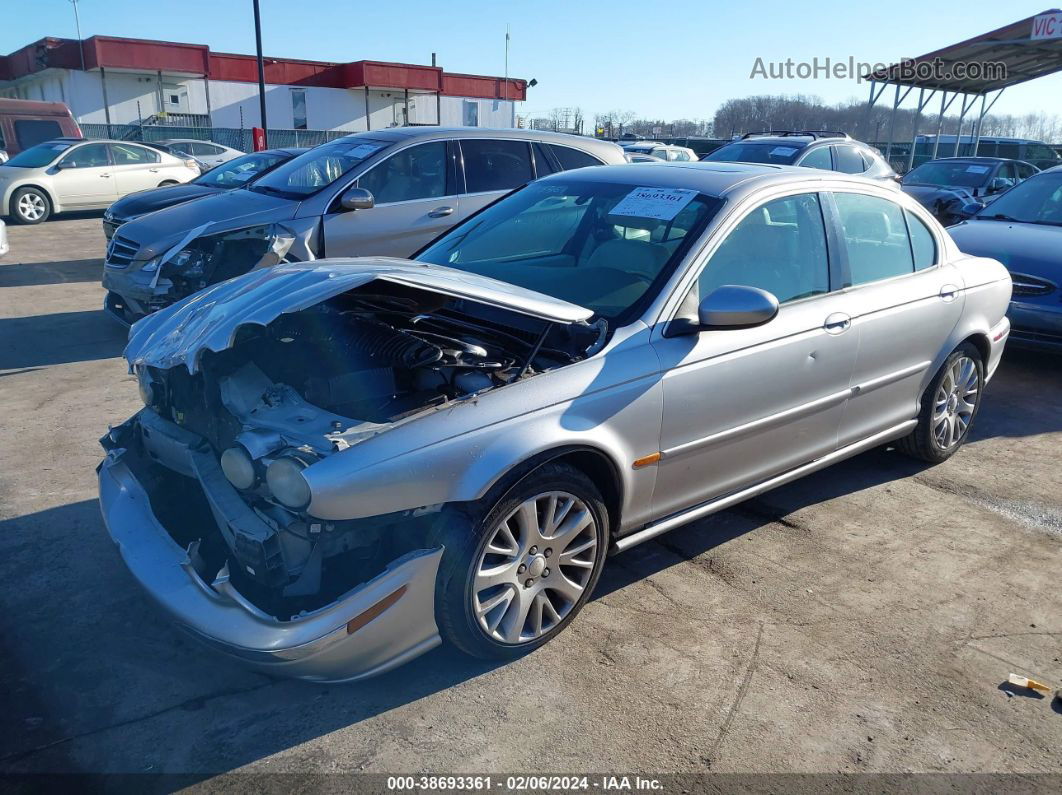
[4,0,1061,121]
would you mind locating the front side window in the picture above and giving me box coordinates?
[418,179,723,320]
[110,143,159,165]
[14,119,63,149]
[833,192,914,285]
[833,145,866,174]
[798,146,832,170]
[689,193,830,306]
[251,137,390,198]
[59,143,111,168]
[906,210,937,270]
[548,144,602,171]
[357,141,448,204]
[461,139,534,193]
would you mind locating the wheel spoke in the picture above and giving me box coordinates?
[501,588,536,643]
[546,573,584,605]
[548,506,592,548]
[559,537,597,568]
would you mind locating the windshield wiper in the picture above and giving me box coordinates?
[980,213,1022,222]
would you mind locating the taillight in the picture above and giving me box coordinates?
[183,158,198,170]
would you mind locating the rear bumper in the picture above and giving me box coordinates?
[97,435,443,683]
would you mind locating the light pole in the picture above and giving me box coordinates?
[252,0,268,146]
[69,0,86,71]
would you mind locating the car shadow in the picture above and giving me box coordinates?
[966,347,1062,443]
[0,258,104,287]
[0,309,126,370]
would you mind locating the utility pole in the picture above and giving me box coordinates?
[252,0,268,146]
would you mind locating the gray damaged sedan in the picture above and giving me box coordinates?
[98,163,1012,681]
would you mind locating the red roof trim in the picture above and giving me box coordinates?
[1,35,526,100]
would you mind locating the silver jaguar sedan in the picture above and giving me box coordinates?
[98,162,1012,681]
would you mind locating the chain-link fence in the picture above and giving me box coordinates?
[80,124,351,152]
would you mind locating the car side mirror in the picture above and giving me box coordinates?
[960,200,985,217]
[987,177,1013,194]
[697,285,779,329]
[340,187,375,211]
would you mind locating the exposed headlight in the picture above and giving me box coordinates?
[139,257,160,273]
[266,455,311,508]
[172,248,205,276]
[221,446,257,490]
[136,367,157,406]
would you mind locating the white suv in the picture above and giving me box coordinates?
[0,138,199,224]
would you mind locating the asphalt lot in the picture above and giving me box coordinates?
[0,214,1060,779]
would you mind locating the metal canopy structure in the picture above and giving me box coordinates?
[865,9,1062,170]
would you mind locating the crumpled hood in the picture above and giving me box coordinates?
[948,220,1062,282]
[125,258,594,373]
[107,183,222,221]
[902,184,975,208]
[116,188,298,260]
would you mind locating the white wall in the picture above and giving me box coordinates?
[439,96,515,128]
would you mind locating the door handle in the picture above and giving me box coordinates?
[428,206,455,218]
[99,173,111,178]
[824,312,852,334]
[149,168,160,173]
[939,284,959,302]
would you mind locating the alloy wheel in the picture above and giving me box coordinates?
[17,192,46,222]
[472,491,599,645]
[932,355,979,451]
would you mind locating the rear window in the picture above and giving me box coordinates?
[703,141,804,165]
[15,119,64,150]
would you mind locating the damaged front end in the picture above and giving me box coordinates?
[103,218,318,325]
[98,259,598,680]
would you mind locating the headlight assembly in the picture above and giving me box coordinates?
[172,248,205,276]
[139,257,161,273]
[221,446,257,491]
[266,455,312,509]
[136,367,158,407]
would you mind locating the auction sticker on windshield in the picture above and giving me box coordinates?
[347,143,384,158]
[770,146,798,157]
[609,187,698,221]
[966,165,991,174]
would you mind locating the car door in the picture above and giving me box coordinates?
[649,191,859,520]
[457,138,536,217]
[109,143,167,195]
[321,139,460,258]
[54,142,117,207]
[829,191,965,446]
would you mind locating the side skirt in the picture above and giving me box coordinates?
[611,419,917,554]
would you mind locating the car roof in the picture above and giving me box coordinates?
[332,127,622,157]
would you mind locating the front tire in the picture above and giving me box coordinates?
[432,462,608,660]
[10,187,51,224]
[897,342,983,464]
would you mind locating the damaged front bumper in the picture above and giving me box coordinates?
[97,425,443,683]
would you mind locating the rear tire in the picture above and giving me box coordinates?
[10,187,51,224]
[896,342,983,464]
[430,462,609,661]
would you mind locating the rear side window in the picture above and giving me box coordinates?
[548,144,602,171]
[833,192,914,285]
[110,143,160,165]
[14,119,63,149]
[461,139,533,193]
[906,210,937,270]
[191,142,223,156]
[799,146,832,170]
[833,145,866,174]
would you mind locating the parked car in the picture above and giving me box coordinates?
[913,135,1062,172]
[0,150,7,164]
[622,142,697,161]
[102,127,625,323]
[145,139,244,169]
[98,162,1011,681]
[948,166,1062,351]
[102,147,307,240]
[901,157,1039,225]
[0,139,199,224]
[0,218,8,257]
[624,152,664,163]
[0,98,81,158]
[702,131,899,185]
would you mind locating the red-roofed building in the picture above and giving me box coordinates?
[0,36,527,132]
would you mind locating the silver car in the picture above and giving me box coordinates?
[102,128,625,323]
[98,162,1012,682]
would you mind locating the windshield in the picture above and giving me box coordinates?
[3,141,72,168]
[195,151,290,188]
[250,138,389,198]
[974,172,1062,225]
[703,141,803,165]
[417,180,724,320]
[903,161,994,188]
